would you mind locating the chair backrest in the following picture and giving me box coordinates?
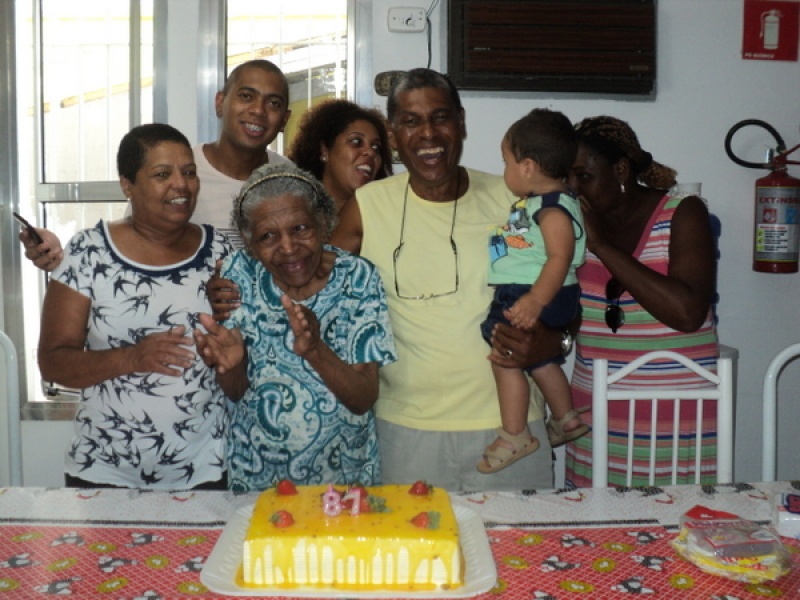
[762,343,800,482]
[0,329,23,486]
[592,350,734,488]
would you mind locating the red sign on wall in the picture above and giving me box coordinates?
[742,0,799,61]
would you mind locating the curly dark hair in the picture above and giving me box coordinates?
[288,99,393,182]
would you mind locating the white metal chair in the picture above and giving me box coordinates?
[592,350,734,488]
[0,329,23,486]
[762,343,800,482]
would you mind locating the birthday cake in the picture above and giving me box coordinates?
[241,480,463,590]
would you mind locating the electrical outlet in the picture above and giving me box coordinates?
[387,7,426,33]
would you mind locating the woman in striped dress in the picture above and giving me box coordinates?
[564,116,719,488]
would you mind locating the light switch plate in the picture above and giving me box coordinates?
[387,7,426,33]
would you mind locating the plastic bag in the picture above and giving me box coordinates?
[671,505,791,583]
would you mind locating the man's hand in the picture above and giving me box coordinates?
[488,321,562,369]
[207,259,241,322]
[20,227,64,272]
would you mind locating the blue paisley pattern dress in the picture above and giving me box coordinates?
[53,221,233,489]
[222,246,397,491]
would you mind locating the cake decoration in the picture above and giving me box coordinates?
[410,511,441,529]
[276,480,298,496]
[409,480,432,496]
[269,510,294,528]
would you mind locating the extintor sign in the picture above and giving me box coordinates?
[754,184,800,271]
[742,0,799,61]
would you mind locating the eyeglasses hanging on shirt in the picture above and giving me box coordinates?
[392,177,460,300]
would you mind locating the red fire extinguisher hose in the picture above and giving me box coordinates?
[725,120,800,273]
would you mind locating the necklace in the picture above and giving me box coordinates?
[392,169,461,300]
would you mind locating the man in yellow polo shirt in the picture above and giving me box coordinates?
[332,68,565,491]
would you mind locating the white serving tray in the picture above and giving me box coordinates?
[201,502,497,598]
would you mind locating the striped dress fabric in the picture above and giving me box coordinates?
[564,194,719,488]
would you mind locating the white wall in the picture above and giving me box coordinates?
[371,0,800,482]
[4,0,800,487]
[20,422,74,486]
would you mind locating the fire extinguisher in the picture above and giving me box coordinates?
[724,119,800,273]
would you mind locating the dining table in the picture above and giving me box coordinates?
[0,480,798,599]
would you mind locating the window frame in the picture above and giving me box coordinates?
[22,0,153,416]
[6,0,370,418]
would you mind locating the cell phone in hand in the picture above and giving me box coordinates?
[13,211,44,245]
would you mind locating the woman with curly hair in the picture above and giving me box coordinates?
[289,99,393,213]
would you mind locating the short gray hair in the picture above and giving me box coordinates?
[232,163,338,244]
[387,68,462,123]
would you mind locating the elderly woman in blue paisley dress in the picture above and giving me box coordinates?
[38,123,232,490]
[196,163,397,491]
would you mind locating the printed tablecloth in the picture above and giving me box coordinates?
[0,482,798,598]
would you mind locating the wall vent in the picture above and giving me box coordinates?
[448,0,656,96]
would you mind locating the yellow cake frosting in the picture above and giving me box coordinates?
[241,483,463,590]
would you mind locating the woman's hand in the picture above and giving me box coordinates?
[207,260,241,322]
[280,294,378,415]
[281,295,322,358]
[20,227,64,272]
[194,313,245,374]
[128,326,196,377]
[578,195,607,254]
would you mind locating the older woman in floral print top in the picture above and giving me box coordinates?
[195,163,397,492]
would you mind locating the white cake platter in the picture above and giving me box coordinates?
[201,502,497,598]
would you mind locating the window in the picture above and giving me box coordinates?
[38,0,154,183]
[7,0,356,412]
[15,0,153,411]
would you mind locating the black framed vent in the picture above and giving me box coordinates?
[448,0,656,96]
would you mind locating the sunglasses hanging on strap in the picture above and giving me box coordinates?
[605,278,625,333]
